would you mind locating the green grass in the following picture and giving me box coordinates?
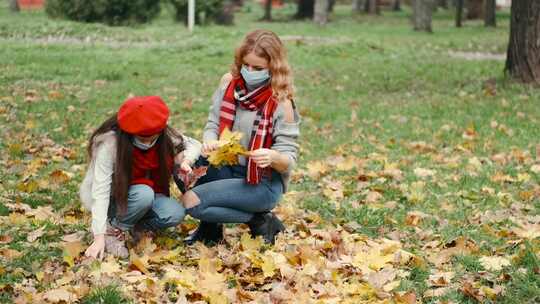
[0,1,539,303]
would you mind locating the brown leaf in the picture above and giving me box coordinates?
[394,291,417,304]
[0,248,23,260]
[27,225,46,243]
[461,281,484,302]
[43,288,77,303]
[0,235,12,244]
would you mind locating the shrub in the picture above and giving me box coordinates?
[45,0,161,26]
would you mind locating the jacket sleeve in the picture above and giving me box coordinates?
[90,141,114,235]
[203,86,226,143]
[181,135,202,163]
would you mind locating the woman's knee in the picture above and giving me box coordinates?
[182,190,201,209]
[128,185,155,210]
[161,204,186,227]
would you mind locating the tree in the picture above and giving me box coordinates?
[262,0,272,21]
[9,0,20,12]
[455,0,464,27]
[352,0,363,13]
[412,0,434,32]
[295,0,314,19]
[364,0,379,15]
[466,0,483,19]
[484,0,496,27]
[505,1,540,84]
[314,0,328,25]
[393,0,401,11]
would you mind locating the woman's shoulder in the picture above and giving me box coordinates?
[93,130,117,152]
[219,73,233,90]
[275,99,297,124]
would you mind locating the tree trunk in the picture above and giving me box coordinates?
[455,0,464,27]
[505,0,540,84]
[364,0,379,15]
[393,0,401,11]
[413,0,434,32]
[314,0,329,25]
[327,0,335,12]
[9,0,20,12]
[352,0,363,13]
[438,0,447,9]
[262,0,272,21]
[484,0,496,27]
[295,0,314,19]
[466,0,483,19]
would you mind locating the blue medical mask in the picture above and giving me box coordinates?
[133,137,158,150]
[241,65,271,87]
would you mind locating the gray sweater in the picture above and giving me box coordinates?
[203,84,300,192]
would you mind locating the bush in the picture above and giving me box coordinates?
[169,0,234,25]
[45,0,161,26]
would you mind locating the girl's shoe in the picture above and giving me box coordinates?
[184,222,223,245]
[247,212,285,245]
[105,223,129,258]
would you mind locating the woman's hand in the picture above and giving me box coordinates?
[201,141,220,157]
[85,234,105,260]
[180,159,193,174]
[249,148,278,168]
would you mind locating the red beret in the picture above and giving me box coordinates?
[117,96,169,136]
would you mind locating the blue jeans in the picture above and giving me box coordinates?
[186,163,283,223]
[109,184,186,231]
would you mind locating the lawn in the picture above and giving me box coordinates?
[0,1,539,303]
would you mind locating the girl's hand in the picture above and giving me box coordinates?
[249,148,277,168]
[180,159,193,174]
[201,141,220,157]
[85,234,105,260]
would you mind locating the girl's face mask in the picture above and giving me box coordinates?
[133,136,158,150]
[241,65,271,87]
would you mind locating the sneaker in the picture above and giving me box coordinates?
[105,223,129,258]
[247,212,285,245]
[184,221,223,246]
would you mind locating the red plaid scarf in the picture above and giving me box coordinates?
[219,77,278,185]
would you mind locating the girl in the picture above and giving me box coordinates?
[80,96,201,259]
[181,29,301,245]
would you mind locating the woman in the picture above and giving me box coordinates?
[80,96,201,259]
[181,29,300,245]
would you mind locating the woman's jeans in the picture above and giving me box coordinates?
[186,162,283,223]
[108,184,186,231]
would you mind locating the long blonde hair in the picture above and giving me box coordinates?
[231,29,294,102]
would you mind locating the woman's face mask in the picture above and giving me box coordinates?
[133,136,158,150]
[241,65,271,86]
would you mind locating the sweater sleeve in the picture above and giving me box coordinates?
[203,86,226,143]
[271,102,301,173]
[181,135,202,163]
[90,141,114,235]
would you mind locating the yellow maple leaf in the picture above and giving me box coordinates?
[207,129,249,167]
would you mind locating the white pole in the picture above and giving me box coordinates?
[188,0,195,33]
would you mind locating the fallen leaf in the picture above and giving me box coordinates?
[43,288,77,303]
[27,225,46,242]
[479,256,511,271]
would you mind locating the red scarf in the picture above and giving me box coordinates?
[219,77,278,184]
[131,145,173,195]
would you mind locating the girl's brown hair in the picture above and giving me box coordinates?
[231,29,294,102]
[88,115,184,214]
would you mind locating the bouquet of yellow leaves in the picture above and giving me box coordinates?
[207,129,250,167]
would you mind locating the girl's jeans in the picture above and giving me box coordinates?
[108,184,186,231]
[186,161,283,223]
